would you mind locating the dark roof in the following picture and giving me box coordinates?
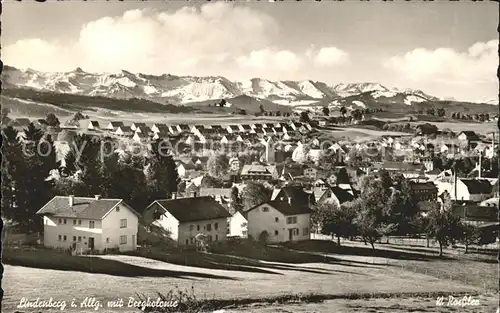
[241,124,252,130]
[329,186,355,204]
[410,182,438,190]
[459,131,480,141]
[246,201,311,216]
[133,122,147,127]
[274,186,314,206]
[36,196,139,219]
[153,196,232,223]
[461,179,493,195]
[109,121,124,127]
[89,121,100,126]
[117,126,133,133]
[179,124,190,130]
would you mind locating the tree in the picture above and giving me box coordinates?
[322,106,330,116]
[207,153,229,178]
[340,106,347,117]
[231,186,243,212]
[259,104,265,114]
[299,111,310,123]
[1,126,25,224]
[335,167,350,184]
[45,113,60,127]
[437,108,445,117]
[240,182,271,210]
[425,201,462,257]
[14,124,57,232]
[351,109,363,121]
[219,99,227,107]
[353,174,393,249]
[458,223,481,254]
[426,108,435,116]
[146,139,179,202]
[1,107,11,124]
[312,201,356,245]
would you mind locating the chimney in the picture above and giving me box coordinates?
[94,195,101,200]
[69,195,74,207]
[171,192,177,200]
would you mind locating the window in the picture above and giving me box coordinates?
[186,239,189,245]
[197,225,200,231]
[120,219,127,228]
[78,236,82,242]
[89,221,95,229]
[215,235,218,241]
[292,228,299,236]
[63,219,67,224]
[78,220,82,225]
[106,238,110,244]
[73,219,76,225]
[120,235,127,245]
[303,228,309,236]
[274,230,279,236]
[262,207,269,212]
[58,235,62,241]
[73,236,76,242]
[275,217,279,222]
[286,216,298,224]
[214,223,219,230]
[190,225,194,231]
[227,227,230,235]
[116,207,120,212]
[58,218,62,224]
[208,235,213,243]
[207,224,212,231]
[63,235,67,241]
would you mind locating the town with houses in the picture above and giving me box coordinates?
[3,112,499,253]
[2,2,499,311]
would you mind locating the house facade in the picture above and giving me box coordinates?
[143,196,232,246]
[245,201,311,243]
[36,196,139,252]
[228,211,248,238]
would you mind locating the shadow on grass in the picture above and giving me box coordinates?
[3,249,235,280]
[283,240,443,261]
[124,242,377,276]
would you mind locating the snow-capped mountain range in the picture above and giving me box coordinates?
[2,65,497,107]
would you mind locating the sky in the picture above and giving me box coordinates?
[3,1,499,102]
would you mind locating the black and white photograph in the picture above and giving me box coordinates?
[1,1,499,312]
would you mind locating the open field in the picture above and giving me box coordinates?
[227,294,499,313]
[3,239,492,313]
[318,126,410,142]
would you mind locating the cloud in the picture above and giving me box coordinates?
[313,47,350,67]
[3,2,350,81]
[384,39,498,85]
[236,49,303,72]
[3,3,278,75]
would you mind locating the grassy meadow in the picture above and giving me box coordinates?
[3,239,497,312]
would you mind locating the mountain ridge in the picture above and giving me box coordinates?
[2,65,498,109]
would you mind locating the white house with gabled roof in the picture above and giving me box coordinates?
[36,195,140,252]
